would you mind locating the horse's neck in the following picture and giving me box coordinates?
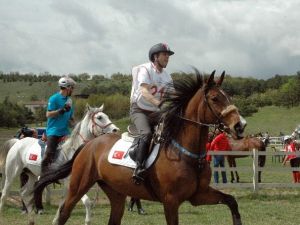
[178,94,208,153]
[62,115,92,158]
[178,125,208,154]
[79,114,94,141]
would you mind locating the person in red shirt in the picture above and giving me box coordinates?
[210,132,230,183]
[282,136,300,183]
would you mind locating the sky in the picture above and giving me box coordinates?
[0,0,300,79]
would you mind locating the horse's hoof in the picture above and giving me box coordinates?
[21,210,28,215]
[233,216,242,225]
[37,209,44,215]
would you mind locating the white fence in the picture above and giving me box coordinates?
[210,150,300,192]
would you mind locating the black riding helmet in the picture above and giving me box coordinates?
[149,43,174,62]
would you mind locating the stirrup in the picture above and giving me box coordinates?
[132,167,145,185]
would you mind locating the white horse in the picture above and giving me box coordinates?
[0,104,119,225]
[0,138,18,190]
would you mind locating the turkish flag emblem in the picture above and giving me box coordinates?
[29,153,38,161]
[112,150,124,159]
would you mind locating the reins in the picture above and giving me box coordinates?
[173,89,238,161]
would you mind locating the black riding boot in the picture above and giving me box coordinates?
[129,138,149,184]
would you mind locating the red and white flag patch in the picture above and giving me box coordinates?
[112,150,124,160]
[29,153,38,161]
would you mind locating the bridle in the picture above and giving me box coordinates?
[78,111,113,143]
[178,88,238,129]
[173,87,238,161]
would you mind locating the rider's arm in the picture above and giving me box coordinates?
[46,110,61,118]
[140,84,160,107]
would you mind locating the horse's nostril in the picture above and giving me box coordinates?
[112,129,118,133]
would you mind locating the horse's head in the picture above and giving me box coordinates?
[86,104,120,136]
[200,70,246,139]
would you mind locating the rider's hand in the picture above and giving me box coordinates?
[64,104,71,112]
[58,104,71,114]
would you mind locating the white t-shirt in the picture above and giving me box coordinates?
[130,62,172,112]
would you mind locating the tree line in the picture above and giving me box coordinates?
[0,70,299,127]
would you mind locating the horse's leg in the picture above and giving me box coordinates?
[232,159,239,183]
[20,171,29,214]
[20,173,38,225]
[81,194,92,225]
[162,196,179,225]
[190,186,242,225]
[56,178,96,225]
[0,165,22,212]
[227,157,235,183]
[100,183,126,225]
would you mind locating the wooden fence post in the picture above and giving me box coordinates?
[252,149,259,192]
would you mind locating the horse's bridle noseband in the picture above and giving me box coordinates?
[78,111,113,143]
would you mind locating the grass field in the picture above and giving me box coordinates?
[1,188,300,225]
[1,106,300,225]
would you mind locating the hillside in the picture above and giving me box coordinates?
[0,80,88,103]
[244,105,300,136]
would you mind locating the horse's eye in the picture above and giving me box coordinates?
[211,96,218,102]
[97,116,102,120]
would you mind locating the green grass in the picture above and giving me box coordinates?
[245,105,300,136]
[1,189,300,225]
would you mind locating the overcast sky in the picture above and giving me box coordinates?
[1,0,299,79]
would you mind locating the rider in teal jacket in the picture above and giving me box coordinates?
[41,76,76,174]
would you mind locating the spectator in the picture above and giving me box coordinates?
[282,136,300,183]
[210,131,230,183]
[128,197,146,215]
[205,133,213,163]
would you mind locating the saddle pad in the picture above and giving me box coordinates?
[108,133,160,169]
[25,143,43,166]
[25,140,47,166]
[108,138,136,168]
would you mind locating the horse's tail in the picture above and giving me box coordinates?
[0,139,18,171]
[33,144,85,203]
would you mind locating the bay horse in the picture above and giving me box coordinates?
[35,70,246,225]
[227,136,268,183]
[0,104,119,225]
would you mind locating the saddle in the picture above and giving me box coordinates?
[107,123,163,169]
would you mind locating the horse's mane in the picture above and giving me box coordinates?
[160,70,205,146]
[61,108,94,154]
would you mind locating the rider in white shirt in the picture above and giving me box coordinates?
[129,43,174,184]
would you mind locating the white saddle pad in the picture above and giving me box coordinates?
[108,132,160,169]
[25,144,42,166]
[25,140,47,166]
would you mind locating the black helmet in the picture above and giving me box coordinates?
[148,43,174,62]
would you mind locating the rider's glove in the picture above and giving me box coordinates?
[58,104,71,114]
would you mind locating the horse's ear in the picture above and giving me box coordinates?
[207,70,216,86]
[99,104,104,112]
[217,71,225,86]
[85,103,91,111]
